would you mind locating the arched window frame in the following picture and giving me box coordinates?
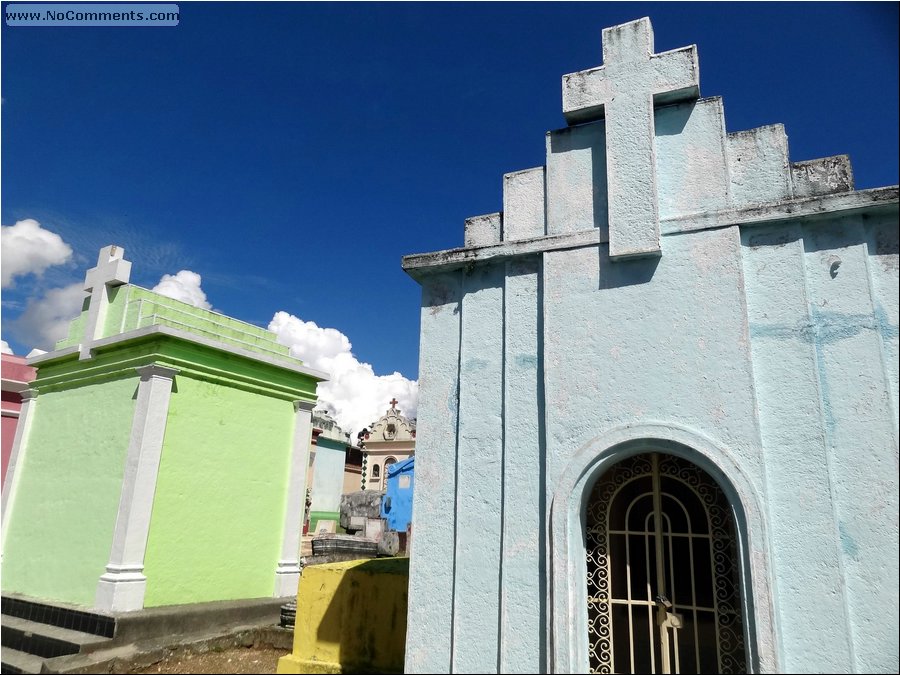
[549,423,776,674]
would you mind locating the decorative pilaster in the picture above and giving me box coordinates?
[95,364,178,612]
[1,388,38,554]
[274,399,315,597]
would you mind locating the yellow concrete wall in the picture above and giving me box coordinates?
[277,558,409,674]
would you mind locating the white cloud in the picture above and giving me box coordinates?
[269,311,418,436]
[5,268,210,355]
[11,282,85,350]
[1,339,13,355]
[151,270,212,310]
[1,219,73,288]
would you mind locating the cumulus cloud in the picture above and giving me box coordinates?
[1,339,13,355]
[151,270,212,310]
[1,219,73,288]
[10,282,85,350]
[269,311,418,436]
[4,268,211,354]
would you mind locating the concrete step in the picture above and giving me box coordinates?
[1,595,115,638]
[0,594,286,673]
[0,647,44,674]
[39,625,294,674]
[0,615,111,659]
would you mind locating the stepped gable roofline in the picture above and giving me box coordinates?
[42,245,327,383]
[402,16,898,275]
[27,323,329,383]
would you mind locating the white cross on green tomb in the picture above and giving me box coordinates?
[80,245,132,360]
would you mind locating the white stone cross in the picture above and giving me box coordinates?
[562,17,699,259]
[80,245,132,360]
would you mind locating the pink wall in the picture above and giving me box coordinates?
[2,415,19,483]
[2,355,35,383]
[2,389,23,413]
[2,353,36,486]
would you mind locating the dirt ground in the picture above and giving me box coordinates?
[129,645,289,674]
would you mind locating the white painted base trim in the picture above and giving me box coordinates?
[95,564,148,612]
[273,560,301,598]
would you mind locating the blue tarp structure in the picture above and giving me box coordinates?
[381,456,414,532]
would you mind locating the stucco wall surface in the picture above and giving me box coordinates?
[141,373,295,606]
[0,377,136,605]
[407,215,899,675]
[277,558,409,675]
[309,437,347,518]
[402,19,899,674]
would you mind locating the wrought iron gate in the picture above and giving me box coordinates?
[586,453,745,674]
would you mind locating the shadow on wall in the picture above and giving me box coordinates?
[317,559,408,673]
[278,557,409,674]
[598,244,661,289]
[547,123,610,240]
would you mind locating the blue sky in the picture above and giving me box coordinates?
[2,2,898,429]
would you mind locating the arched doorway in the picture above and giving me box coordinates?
[586,452,746,674]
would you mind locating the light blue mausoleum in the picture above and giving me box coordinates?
[402,17,898,675]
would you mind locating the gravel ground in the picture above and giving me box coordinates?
[129,645,288,674]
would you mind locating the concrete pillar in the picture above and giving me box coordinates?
[95,364,177,612]
[274,399,315,597]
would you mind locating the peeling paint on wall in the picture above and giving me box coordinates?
[403,16,899,675]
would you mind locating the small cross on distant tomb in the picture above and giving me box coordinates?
[80,245,132,359]
[562,17,699,259]
[389,398,399,410]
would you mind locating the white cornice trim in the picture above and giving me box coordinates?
[27,345,79,366]
[26,324,329,382]
[1,378,31,394]
[402,186,898,277]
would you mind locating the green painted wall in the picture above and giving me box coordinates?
[0,377,137,606]
[141,374,296,606]
[5,322,317,609]
[308,510,342,534]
